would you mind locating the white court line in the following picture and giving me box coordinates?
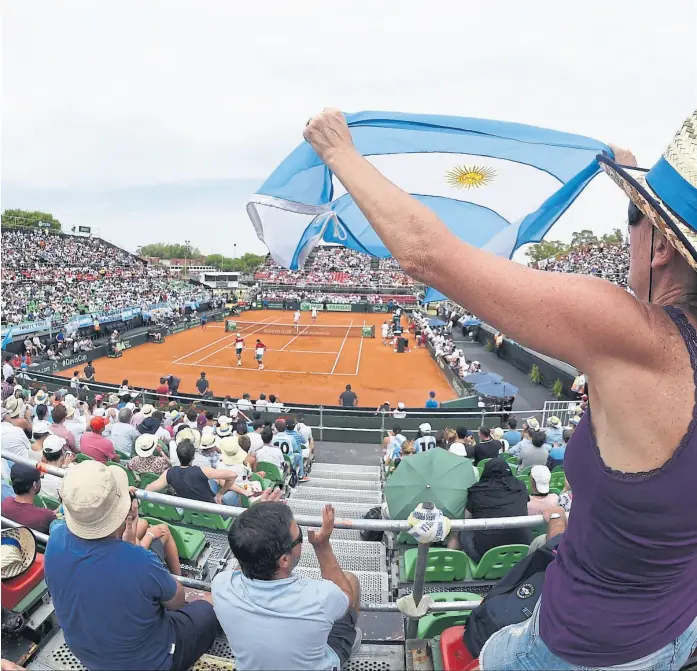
[330,320,353,375]
[171,332,240,364]
[171,361,358,376]
[193,318,282,365]
[279,325,310,351]
[355,321,365,375]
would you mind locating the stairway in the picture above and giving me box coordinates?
[291,463,389,603]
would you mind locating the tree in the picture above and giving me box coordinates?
[205,252,264,272]
[138,243,201,259]
[570,229,598,249]
[1,209,62,230]
[600,228,623,245]
[525,240,569,264]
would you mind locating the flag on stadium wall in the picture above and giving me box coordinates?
[246,111,612,271]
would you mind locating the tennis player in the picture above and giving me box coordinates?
[255,339,266,370]
[311,307,318,322]
[234,334,244,367]
[293,310,301,331]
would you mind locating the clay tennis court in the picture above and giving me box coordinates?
[86,310,455,407]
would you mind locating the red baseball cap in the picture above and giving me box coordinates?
[90,416,107,432]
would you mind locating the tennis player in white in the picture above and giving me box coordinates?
[311,307,318,322]
[293,310,301,331]
[381,321,389,345]
[234,334,244,367]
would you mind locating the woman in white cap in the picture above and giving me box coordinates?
[392,402,407,419]
[304,110,697,670]
[40,435,76,500]
[413,423,436,452]
[27,420,52,462]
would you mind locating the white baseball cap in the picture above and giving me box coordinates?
[397,402,405,410]
[32,421,51,436]
[418,423,432,434]
[530,465,551,495]
[43,435,67,455]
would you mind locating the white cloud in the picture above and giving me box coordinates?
[2,0,695,254]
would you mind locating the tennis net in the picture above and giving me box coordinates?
[225,320,374,338]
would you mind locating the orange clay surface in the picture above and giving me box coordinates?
[87,310,456,407]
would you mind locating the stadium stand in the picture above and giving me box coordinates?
[534,242,630,288]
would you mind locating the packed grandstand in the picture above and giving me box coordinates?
[1,225,695,671]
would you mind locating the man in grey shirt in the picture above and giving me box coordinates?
[103,408,139,457]
[518,430,551,470]
[212,501,362,670]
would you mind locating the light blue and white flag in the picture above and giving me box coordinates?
[247,111,612,270]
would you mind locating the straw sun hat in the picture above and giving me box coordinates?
[1,527,37,580]
[598,111,697,271]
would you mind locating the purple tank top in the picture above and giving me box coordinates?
[539,306,697,666]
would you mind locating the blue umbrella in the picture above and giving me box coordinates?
[474,381,519,398]
[427,317,447,327]
[463,372,502,384]
[461,319,481,327]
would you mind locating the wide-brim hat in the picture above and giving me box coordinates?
[61,462,131,540]
[598,111,697,272]
[176,426,201,449]
[141,404,155,418]
[1,527,37,580]
[135,433,158,458]
[220,436,248,465]
[34,390,49,405]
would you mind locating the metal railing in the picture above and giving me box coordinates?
[2,454,543,627]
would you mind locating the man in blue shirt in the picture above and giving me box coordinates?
[212,500,362,670]
[44,461,218,671]
[425,391,439,408]
[544,416,563,446]
[272,418,308,482]
[502,417,522,448]
[548,428,572,468]
[285,417,310,481]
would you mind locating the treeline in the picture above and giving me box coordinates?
[525,228,624,264]
[138,243,264,273]
[1,209,62,230]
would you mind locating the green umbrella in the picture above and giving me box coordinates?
[385,449,477,520]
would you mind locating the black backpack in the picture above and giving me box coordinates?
[464,535,561,658]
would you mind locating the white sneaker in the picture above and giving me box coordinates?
[350,627,363,659]
[260,364,264,370]
[237,361,242,367]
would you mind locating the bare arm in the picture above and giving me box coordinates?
[145,472,169,492]
[161,581,187,610]
[304,111,654,374]
[309,504,354,602]
[202,467,248,497]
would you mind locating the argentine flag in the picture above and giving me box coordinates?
[246,111,612,271]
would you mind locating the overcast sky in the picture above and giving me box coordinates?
[2,1,695,259]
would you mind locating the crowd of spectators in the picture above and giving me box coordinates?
[534,242,630,288]
[1,228,210,326]
[254,246,414,289]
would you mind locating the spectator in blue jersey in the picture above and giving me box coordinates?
[425,391,439,408]
[383,426,407,465]
[544,416,564,446]
[285,417,310,480]
[414,423,436,452]
[272,418,308,482]
[502,417,522,448]
[548,428,572,469]
[45,461,218,671]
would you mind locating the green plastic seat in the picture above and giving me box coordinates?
[138,499,183,523]
[137,472,161,488]
[107,461,137,486]
[115,449,130,461]
[75,453,93,463]
[503,454,518,464]
[33,495,46,508]
[517,466,531,476]
[401,548,469,583]
[552,465,565,473]
[256,462,285,486]
[142,517,206,560]
[416,592,481,639]
[250,472,273,491]
[550,472,566,490]
[466,544,529,579]
[182,508,232,531]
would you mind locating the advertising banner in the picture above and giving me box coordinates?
[326,304,351,312]
[370,304,390,313]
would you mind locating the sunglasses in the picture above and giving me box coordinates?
[287,527,303,553]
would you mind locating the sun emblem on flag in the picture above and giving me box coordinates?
[446,164,497,189]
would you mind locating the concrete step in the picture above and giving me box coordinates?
[293,486,382,505]
[288,498,376,520]
[309,467,382,483]
[298,539,386,572]
[313,463,382,475]
[302,477,383,492]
